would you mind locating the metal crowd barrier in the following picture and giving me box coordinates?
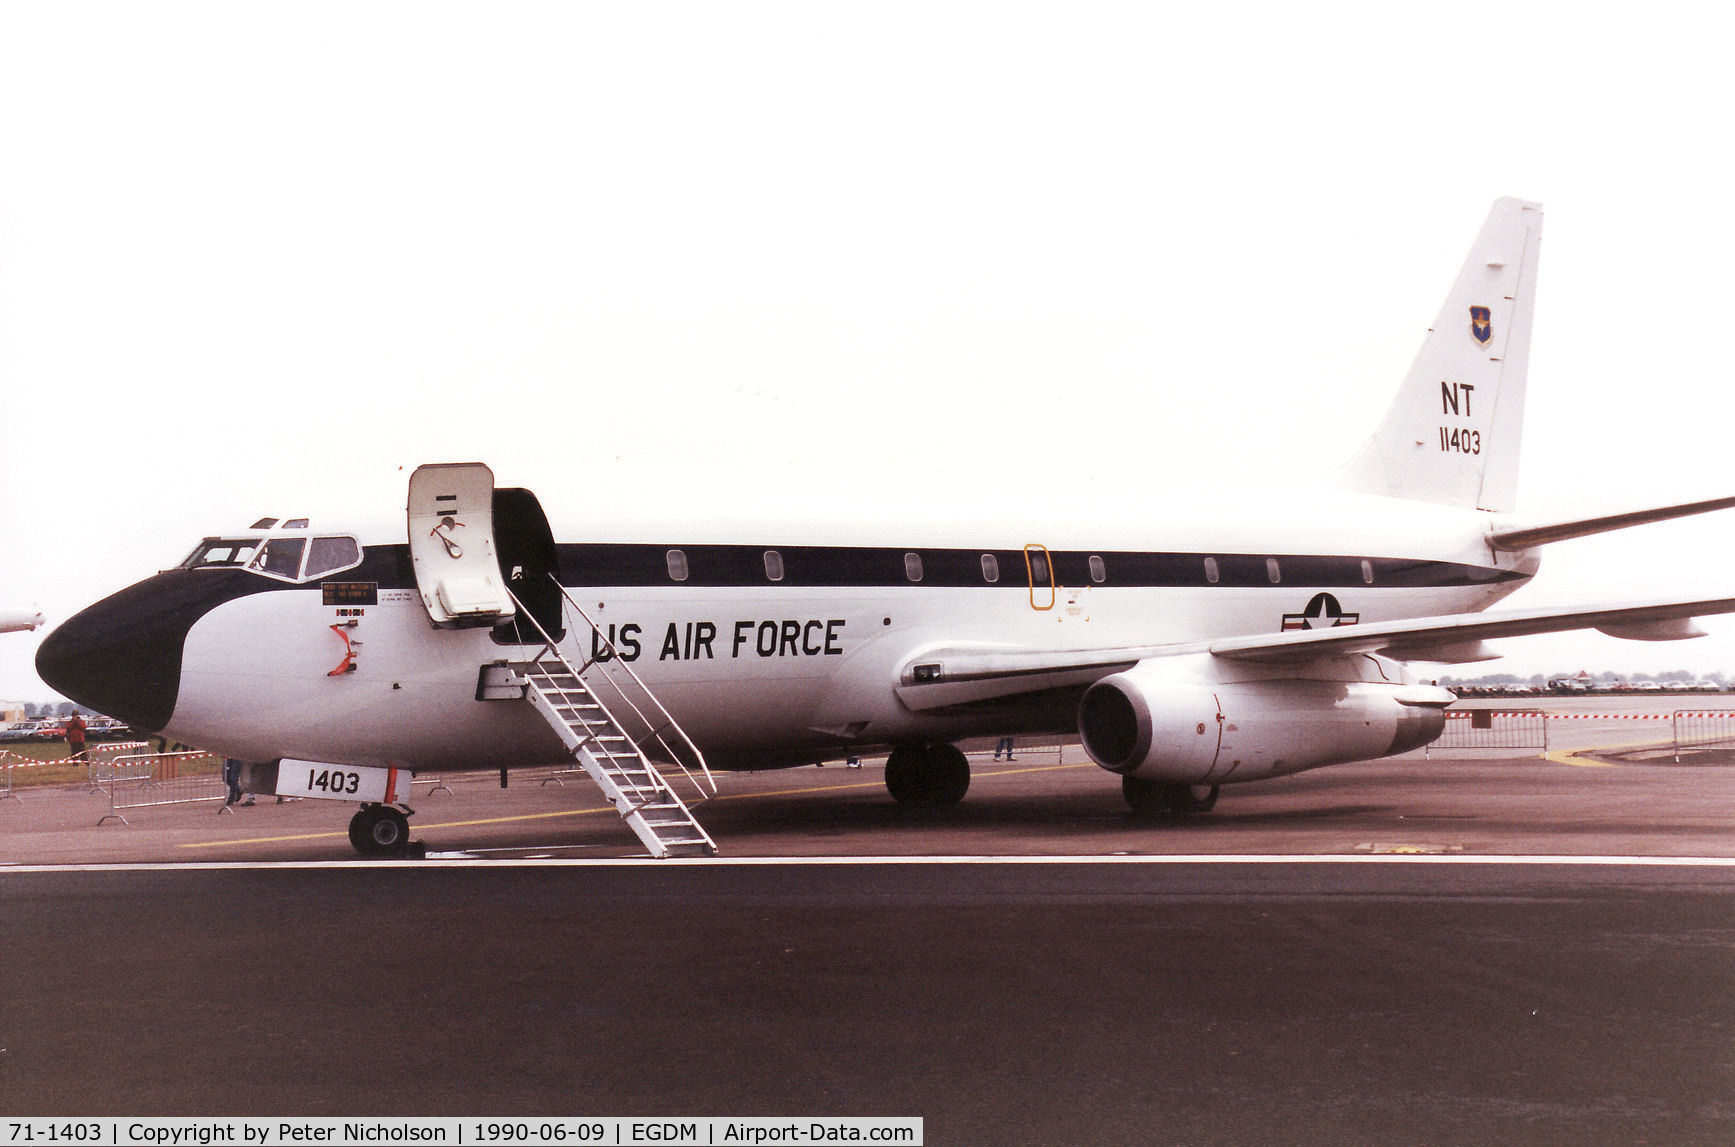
[83,741,154,790]
[0,750,22,802]
[1672,709,1735,762]
[1425,710,1549,758]
[959,735,1068,761]
[96,750,225,825]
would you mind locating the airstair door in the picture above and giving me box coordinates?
[407,462,516,628]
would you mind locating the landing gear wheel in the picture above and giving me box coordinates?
[349,804,412,857]
[925,744,971,804]
[1122,778,1219,817]
[884,747,923,804]
[885,744,972,805]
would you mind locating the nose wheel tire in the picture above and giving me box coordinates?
[885,744,972,805]
[349,804,412,857]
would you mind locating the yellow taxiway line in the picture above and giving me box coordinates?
[177,760,1095,849]
[1545,734,1679,768]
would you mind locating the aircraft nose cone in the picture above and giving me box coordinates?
[34,574,208,732]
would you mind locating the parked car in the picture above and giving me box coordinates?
[0,720,64,743]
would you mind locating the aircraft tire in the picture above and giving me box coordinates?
[350,805,411,857]
[884,747,925,804]
[1122,778,1219,817]
[884,744,971,805]
[925,744,971,805]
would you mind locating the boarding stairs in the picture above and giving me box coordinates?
[503,582,717,858]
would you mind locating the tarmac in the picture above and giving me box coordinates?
[3,736,1733,863]
[2,720,1733,1144]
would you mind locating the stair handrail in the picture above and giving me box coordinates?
[498,592,660,803]
[549,579,716,801]
[508,580,716,801]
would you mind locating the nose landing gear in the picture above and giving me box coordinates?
[349,803,415,857]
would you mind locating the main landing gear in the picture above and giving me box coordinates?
[1121,777,1219,817]
[349,803,415,857]
[884,743,971,805]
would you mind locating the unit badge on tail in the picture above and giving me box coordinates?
[1469,305,1493,346]
[1282,592,1360,631]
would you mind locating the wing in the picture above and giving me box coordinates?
[894,595,1735,711]
[1205,594,1735,663]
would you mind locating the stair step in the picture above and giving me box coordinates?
[520,649,715,859]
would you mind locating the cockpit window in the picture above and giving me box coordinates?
[251,538,306,580]
[180,539,261,569]
[304,536,363,579]
[184,529,361,582]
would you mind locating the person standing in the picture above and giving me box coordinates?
[223,758,244,806]
[63,712,87,762]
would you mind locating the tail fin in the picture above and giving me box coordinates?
[1335,197,1543,512]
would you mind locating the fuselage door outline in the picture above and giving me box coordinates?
[1025,544,1056,611]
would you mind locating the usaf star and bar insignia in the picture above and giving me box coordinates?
[1282,592,1361,631]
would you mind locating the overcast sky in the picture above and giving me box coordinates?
[4,2,1735,702]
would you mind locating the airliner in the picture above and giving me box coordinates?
[35,198,1735,856]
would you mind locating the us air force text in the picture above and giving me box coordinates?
[591,619,846,663]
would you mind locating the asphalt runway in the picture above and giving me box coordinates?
[3,701,1733,1143]
[3,861,1732,1145]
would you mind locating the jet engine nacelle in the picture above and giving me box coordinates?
[1077,662,1451,785]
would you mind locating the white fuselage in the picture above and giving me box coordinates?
[158,491,1533,772]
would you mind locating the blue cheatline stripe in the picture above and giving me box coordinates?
[550,543,1526,591]
[190,542,1525,594]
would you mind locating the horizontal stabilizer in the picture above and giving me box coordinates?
[1489,494,1735,550]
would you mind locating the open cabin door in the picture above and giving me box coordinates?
[407,463,516,628]
[492,486,564,643]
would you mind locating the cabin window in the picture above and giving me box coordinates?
[282,518,310,530]
[305,536,363,580]
[904,552,924,582]
[251,538,306,580]
[1089,555,1106,584]
[981,554,999,583]
[763,550,785,582]
[1266,558,1281,584]
[1203,556,1220,584]
[1361,559,1375,585]
[666,549,689,582]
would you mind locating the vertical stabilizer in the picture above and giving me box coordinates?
[1335,198,1542,512]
